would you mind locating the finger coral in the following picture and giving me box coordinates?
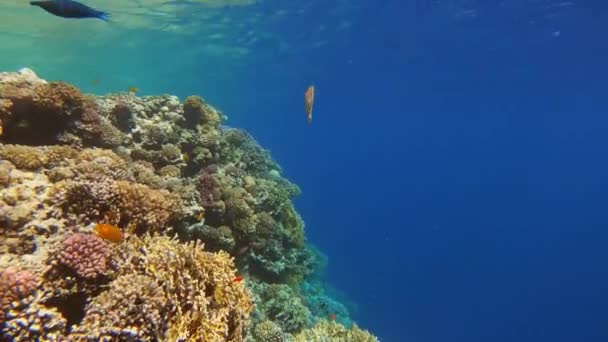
[57,233,111,279]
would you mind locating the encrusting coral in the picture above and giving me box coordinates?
[0,68,380,341]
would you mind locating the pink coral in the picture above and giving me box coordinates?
[58,233,110,279]
[0,267,38,321]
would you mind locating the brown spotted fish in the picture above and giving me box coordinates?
[305,85,315,124]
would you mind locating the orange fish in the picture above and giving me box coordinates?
[304,85,315,124]
[329,313,337,321]
[233,275,245,283]
[95,223,124,243]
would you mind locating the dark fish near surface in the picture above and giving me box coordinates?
[30,0,110,21]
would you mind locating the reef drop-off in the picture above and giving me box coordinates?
[0,68,379,341]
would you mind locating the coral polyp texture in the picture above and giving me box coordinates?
[0,68,379,341]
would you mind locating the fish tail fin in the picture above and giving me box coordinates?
[98,11,110,21]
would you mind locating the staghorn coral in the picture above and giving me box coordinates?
[57,233,111,279]
[292,320,380,342]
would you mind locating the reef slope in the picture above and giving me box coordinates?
[0,68,379,341]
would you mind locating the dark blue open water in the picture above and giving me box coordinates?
[2,1,608,341]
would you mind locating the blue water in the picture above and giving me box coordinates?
[2,1,608,341]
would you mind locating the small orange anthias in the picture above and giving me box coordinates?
[95,223,124,243]
[329,313,337,321]
[233,275,245,283]
[305,85,315,124]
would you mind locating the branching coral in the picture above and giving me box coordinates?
[293,320,380,342]
[69,274,169,340]
[71,234,254,341]
[253,320,285,342]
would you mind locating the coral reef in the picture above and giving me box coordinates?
[0,69,380,341]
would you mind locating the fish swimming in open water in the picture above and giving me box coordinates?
[305,85,315,124]
[30,0,110,21]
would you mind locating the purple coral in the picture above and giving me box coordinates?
[58,233,110,279]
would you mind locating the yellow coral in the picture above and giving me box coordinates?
[293,320,380,342]
[116,235,254,341]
